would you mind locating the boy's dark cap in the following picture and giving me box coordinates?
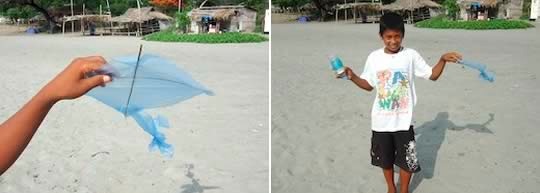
[379,12,405,37]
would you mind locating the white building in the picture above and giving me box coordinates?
[531,0,539,20]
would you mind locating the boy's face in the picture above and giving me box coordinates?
[380,29,403,53]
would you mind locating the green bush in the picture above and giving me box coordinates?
[175,11,190,33]
[5,6,35,20]
[443,0,459,20]
[143,31,268,43]
[415,17,535,29]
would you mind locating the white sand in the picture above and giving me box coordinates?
[272,22,540,193]
[0,31,268,193]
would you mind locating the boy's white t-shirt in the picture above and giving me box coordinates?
[359,47,432,132]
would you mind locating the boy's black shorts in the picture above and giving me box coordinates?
[370,125,421,173]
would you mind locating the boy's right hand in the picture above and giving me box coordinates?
[441,52,463,63]
[342,66,354,80]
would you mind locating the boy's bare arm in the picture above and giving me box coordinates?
[0,56,111,175]
[430,52,462,81]
[344,67,373,91]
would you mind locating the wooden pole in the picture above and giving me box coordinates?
[106,0,113,35]
[136,0,142,36]
[99,5,103,36]
[71,0,74,33]
[353,0,357,23]
[81,4,85,34]
[344,0,348,21]
[336,8,338,22]
[179,0,182,12]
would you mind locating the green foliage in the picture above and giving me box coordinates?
[5,5,35,19]
[443,0,459,20]
[415,16,535,29]
[272,0,310,9]
[521,0,531,19]
[175,10,190,33]
[143,31,268,43]
[109,2,129,16]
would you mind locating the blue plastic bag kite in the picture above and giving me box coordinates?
[458,59,495,82]
[86,47,213,157]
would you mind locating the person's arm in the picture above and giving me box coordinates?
[0,56,111,175]
[343,67,373,91]
[429,52,462,81]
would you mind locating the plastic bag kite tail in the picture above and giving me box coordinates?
[130,111,173,157]
[458,59,495,82]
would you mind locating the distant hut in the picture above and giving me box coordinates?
[457,0,522,20]
[334,2,383,23]
[188,5,257,34]
[110,7,173,36]
[62,14,110,35]
[382,0,442,23]
[54,5,92,32]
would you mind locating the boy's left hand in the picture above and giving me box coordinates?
[441,52,463,63]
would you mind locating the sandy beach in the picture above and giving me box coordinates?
[271,21,540,193]
[0,27,269,193]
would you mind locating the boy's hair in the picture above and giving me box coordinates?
[379,12,405,37]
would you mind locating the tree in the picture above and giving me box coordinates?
[5,6,34,21]
[0,0,153,32]
[175,10,189,32]
[0,0,62,32]
[272,0,310,11]
[151,0,179,7]
[443,0,458,20]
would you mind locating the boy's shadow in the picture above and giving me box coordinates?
[405,112,495,192]
[179,164,220,193]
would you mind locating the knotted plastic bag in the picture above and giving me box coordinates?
[458,59,495,82]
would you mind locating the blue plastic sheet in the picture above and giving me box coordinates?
[86,54,214,157]
[458,59,495,82]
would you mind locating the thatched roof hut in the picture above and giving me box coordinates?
[336,2,383,11]
[382,0,441,11]
[456,0,508,20]
[189,6,256,21]
[457,0,499,7]
[63,15,110,23]
[188,5,257,33]
[111,7,172,23]
[50,6,90,18]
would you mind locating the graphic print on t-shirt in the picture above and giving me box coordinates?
[376,68,409,113]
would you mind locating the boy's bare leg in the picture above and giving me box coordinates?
[383,168,396,193]
[399,169,412,193]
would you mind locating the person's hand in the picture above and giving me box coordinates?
[441,52,463,63]
[40,56,112,102]
[342,66,354,80]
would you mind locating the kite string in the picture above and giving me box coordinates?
[124,44,143,116]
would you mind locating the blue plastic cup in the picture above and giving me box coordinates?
[329,55,347,79]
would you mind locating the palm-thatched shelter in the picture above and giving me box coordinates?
[334,1,383,23]
[382,0,442,23]
[188,5,257,34]
[110,7,173,36]
[54,5,94,33]
[62,14,110,35]
[457,0,522,20]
